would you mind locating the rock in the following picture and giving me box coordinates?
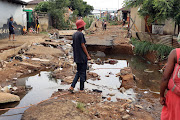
[107,97,111,101]
[120,87,126,93]
[63,76,74,84]
[120,108,125,112]
[127,104,134,109]
[93,73,98,77]
[126,99,132,103]
[122,103,128,108]
[108,93,115,96]
[116,72,121,77]
[0,93,20,103]
[121,74,135,89]
[122,114,130,120]
[95,58,102,64]
[120,67,132,75]
[105,75,109,77]
[89,72,98,77]
[97,77,101,80]
[109,59,118,64]
[28,70,32,73]
[3,86,10,93]
[135,105,143,109]
[95,51,106,57]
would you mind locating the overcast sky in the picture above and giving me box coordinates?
[23,0,124,11]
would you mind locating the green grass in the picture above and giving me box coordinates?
[76,102,85,112]
[109,21,122,26]
[40,31,48,34]
[131,38,174,61]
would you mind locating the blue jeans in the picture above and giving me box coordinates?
[71,62,87,90]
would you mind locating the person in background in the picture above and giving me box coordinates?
[103,20,107,30]
[69,19,91,93]
[102,19,104,29]
[35,16,40,34]
[122,18,126,26]
[160,48,180,120]
[23,26,27,35]
[9,17,16,41]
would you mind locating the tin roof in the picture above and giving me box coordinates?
[28,0,44,5]
[117,7,130,12]
[1,0,27,5]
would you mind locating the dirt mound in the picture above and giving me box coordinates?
[22,99,92,120]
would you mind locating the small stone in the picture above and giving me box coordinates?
[28,70,32,73]
[107,97,111,101]
[120,108,125,112]
[105,75,109,77]
[122,114,130,120]
[108,93,115,96]
[120,87,126,93]
[3,86,10,93]
[121,103,128,108]
[135,105,143,109]
[93,73,98,77]
[126,99,132,103]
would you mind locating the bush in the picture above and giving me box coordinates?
[131,38,174,61]
[83,17,94,29]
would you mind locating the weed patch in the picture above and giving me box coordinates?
[131,38,174,61]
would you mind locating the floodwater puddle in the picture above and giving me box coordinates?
[0,54,162,120]
[0,72,69,120]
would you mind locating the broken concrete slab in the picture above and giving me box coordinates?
[58,30,86,36]
[86,35,114,46]
[18,62,41,69]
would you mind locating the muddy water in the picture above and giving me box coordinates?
[93,53,162,93]
[0,54,162,120]
[0,72,69,120]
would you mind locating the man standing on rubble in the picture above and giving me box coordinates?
[69,19,91,92]
[9,17,16,41]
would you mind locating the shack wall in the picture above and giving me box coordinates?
[0,1,27,39]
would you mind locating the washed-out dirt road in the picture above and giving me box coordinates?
[0,24,162,120]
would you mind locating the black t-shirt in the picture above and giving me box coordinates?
[9,21,13,31]
[36,19,39,25]
[72,31,87,63]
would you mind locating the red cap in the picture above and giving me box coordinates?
[76,19,86,29]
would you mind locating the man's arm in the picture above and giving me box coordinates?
[160,49,176,105]
[81,43,91,60]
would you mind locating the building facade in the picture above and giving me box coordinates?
[0,0,27,39]
[130,7,179,36]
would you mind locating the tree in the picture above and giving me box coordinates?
[124,0,180,33]
[35,1,50,12]
[35,0,94,29]
[69,0,94,17]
